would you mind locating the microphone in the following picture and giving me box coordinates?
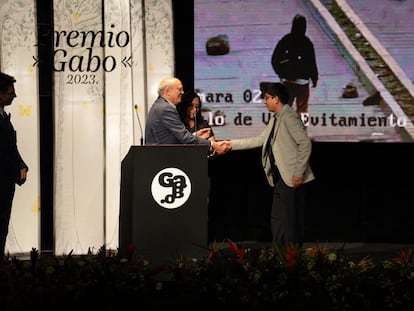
[134,104,144,146]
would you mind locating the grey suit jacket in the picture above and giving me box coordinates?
[145,96,211,147]
[231,104,314,187]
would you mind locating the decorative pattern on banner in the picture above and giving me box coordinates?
[2,0,174,256]
[1,0,41,255]
[52,0,174,255]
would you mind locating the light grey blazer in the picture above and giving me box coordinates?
[231,104,314,187]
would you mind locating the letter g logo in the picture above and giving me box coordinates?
[151,167,191,209]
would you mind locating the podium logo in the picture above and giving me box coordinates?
[151,167,192,209]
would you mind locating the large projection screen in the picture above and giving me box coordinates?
[193,0,414,142]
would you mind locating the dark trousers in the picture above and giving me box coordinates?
[271,177,307,248]
[0,179,15,261]
[283,81,310,114]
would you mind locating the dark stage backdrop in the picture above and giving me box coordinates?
[173,0,414,243]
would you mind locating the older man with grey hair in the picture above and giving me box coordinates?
[145,77,229,156]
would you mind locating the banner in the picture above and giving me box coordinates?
[1,0,40,255]
[53,0,174,255]
[3,0,174,255]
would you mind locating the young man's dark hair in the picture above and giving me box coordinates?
[260,81,289,105]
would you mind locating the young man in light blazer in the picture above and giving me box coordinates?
[225,82,314,248]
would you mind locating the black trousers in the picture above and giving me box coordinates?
[270,176,307,248]
[0,179,15,261]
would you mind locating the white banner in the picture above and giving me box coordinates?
[52,0,174,255]
[3,0,174,256]
[1,0,41,255]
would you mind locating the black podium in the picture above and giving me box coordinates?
[119,145,209,265]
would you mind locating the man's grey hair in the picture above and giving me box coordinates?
[158,77,178,96]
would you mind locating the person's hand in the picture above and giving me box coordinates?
[292,175,303,188]
[21,168,28,181]
[196,128,211,139]
[223,140,232,151]
[212,140,232,156]
[17,168,28,186]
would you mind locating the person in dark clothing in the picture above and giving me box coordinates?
[0,72,28,262]
[177,92,215,141]
[271,14,318,115]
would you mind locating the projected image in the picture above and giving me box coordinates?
[194,0,414,142]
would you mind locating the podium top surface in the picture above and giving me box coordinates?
[123,144,209,162]
[130,144,209,148]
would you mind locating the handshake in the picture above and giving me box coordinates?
[211,140,232,157]
[195,128,232,157]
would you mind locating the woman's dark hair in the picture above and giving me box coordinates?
[177,92,205,124]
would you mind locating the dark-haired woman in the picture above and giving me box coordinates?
[177,92,216,142]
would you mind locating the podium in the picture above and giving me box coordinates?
[119,145,209,265]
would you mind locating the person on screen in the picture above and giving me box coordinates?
[177,92,216,142]
[222,82,314,248]
[145,77,228,156]
[271,14,318,115]
[0,72,29,262]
